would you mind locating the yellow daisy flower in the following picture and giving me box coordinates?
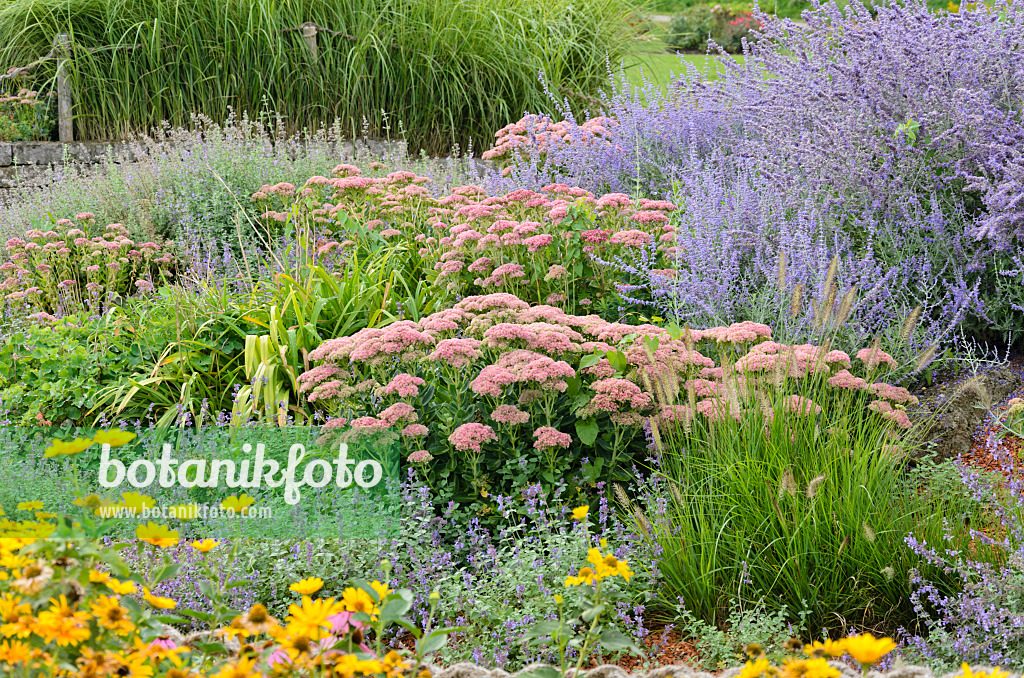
[289,577,324,595]
[843,633,897,666]
[91,429,137,448]
[135,522,179,548]
[192,539,220,553]
[142,586,177,610]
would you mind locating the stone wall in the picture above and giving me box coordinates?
[0,141,138,206]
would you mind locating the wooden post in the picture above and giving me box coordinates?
[53,34,72,143]
[301,24,318,62]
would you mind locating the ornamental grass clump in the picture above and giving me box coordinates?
[626,323,974,635]
[0,0,639,153]
[251,163,681,317]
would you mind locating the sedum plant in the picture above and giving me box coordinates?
[250,163,681,318]
[1,213,174,317]
[298,291,927,521]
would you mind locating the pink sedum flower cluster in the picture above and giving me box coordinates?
[3,214,174,316]
[449,423,497,453]
[298,294,916,496]
[250,162,680,314]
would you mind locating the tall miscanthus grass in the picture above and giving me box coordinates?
[626,325,980,636]
[0,0,639,153]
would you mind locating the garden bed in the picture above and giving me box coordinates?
[0,1,1023,677]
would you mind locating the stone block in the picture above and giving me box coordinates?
[912,366,1022,462]
[9,142,62,165]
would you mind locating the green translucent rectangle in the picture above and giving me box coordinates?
[0,426,401,539]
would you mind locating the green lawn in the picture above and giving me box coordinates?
[622,51,745,90]
[613,17,746,93]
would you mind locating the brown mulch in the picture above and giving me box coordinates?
[584,625,701,671]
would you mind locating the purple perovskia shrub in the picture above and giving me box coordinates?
[490,0,1024,349]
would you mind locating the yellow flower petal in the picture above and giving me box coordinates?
[92,429,137,448]
[289,577,324,595]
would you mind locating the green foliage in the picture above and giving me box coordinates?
[664,4,761,53]
[632,355,978,636]
[645,0,808,20]
[0,87,54,141]
[91,285,253,427]
[673,603,808,670]
[0,312,141,425]
[0,0,639,153]
[86,234,427,426]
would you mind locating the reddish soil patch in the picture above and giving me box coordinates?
[588,625,701,671]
